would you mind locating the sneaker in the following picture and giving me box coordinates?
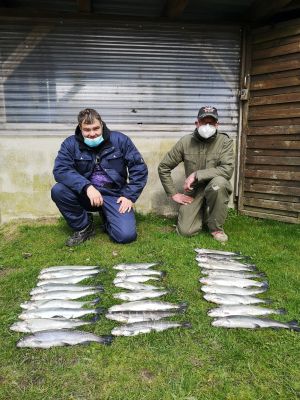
[211,230,228,243]
[65,221,95,247]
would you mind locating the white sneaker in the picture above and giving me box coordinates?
[211,230,228,243]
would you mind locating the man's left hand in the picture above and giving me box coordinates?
[184,172,196,191]
[117,196,133,213]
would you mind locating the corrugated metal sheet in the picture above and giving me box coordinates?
[0,18,241,137]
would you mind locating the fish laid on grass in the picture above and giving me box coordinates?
[20,298,100,310]
[113,263,159,271]
[106,309,184,324]
[194,248,240,256]
[113,276,160,284]
[31,289,102,301]
[203,293,272,305]
[108,300,187,313]
[17,330,113,348]
[31,284,103,295]
[199,277,268,289]
[19,307,104,320]
[114,282,163,291]
[10,317,91,333]
[39,269,99,280]
[111,321,191,336]
[212,316,300,331]
[37,275,97,286]
[40,266,101,273]
[199,263,256,272]
[113,290,168,302]
[200,285,267,296]
[208,305,286,318]
[200,269,265,279]
[116,270,166,278]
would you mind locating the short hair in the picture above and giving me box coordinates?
[78,108,102,125]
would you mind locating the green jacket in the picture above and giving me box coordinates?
[158,130,234,196]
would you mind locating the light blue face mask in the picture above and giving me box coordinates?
[83,136,104,147]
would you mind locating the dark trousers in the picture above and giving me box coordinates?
[51,183,137,244]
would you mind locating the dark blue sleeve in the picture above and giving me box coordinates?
[53,137,91,194]
[119,136,148,202]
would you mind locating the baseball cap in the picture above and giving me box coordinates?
[197,106,218,121]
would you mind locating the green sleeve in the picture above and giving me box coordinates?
[158,140,184,196]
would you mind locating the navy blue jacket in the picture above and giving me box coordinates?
[53,124,148,202]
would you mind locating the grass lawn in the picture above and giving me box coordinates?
[0,211,299,400]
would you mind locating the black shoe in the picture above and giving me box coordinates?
[66,221,95,247]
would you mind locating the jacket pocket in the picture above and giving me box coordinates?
[206,154,219,168]
[74,156,93,174]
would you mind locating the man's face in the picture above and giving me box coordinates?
[195,116,218,127]
[81,119,103,138]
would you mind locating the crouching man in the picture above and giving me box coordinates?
[51,108,148,246]
[158,106,234,243]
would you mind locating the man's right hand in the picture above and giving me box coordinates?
[171,193,194,205]
[86,185,103,207]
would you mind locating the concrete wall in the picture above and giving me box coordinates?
[0,134,236,224]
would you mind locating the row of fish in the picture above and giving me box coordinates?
[11,265,113,348]
[196,248,299,331]
[107,263,191,336]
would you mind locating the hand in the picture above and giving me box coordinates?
[86,185,103,207]
[117,196,133,213]
[171,193,194,205]
[183,172,196,191]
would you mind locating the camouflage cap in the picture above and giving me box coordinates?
[197,106,218,121]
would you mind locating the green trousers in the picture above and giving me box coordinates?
[177,176,232,236]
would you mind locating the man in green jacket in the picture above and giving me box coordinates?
[158,106,234,243]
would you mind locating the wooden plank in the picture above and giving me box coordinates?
[251,85,300,98]
[245,177,300,187]
[252,19,300,44]
[246,155,300,165]
[252,56,300,75]
[243,197,300,212]
[248,104,300,120]
[249,92,300,106]
[248,134,300,141]
[252,34,300,52]
[252,41,300,60]
[250,0,294,22]
[249,117,300,127]
[165,0,189,18]
[246,164,300,172]
[246,148,300,157]
[251,75,300,91]
[244,191,300,203]
[247,125,300,135]
[244,169,300,180]
[239,209,299,223]
[244,182,300,196]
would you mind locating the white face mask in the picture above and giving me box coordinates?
[197,124,216,139]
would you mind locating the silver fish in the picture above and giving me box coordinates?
[20,298,100,310]
[31,289,102,301]
[31,284,103,295]
[37,275,96,286]
[113,276,159,284]
[39,269,99,279]
[113,263,159,271]
[204,293,272,305]
[199,277,268,289]
[113,290,168,302]
[108,300,187,313]
[200,269,265,279]
[17,330,113,348]
[40,266,101,273]
[116,270,165,278]
[19,307,104,320]
[200,285,267,296]
[212,316,300,331]
[114,282,163,291]
[10,318,91,333]
[208,305,286,318]
[111,321,191,336]
[106,309,184,324]
[196,254,249,262]
[198,261,256,271]
[195,248,239,256]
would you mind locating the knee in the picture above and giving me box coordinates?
[176,225,200,237]
[111,227,137,244]
[205,176,231,194]
[51,183,66,202]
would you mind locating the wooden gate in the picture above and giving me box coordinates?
[238,19,300,223]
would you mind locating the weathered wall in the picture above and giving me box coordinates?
[0,135,236,224]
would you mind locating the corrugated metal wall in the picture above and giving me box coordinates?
[0,18,241,138]
[238,20,300,223]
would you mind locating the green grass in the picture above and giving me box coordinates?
[0,211,299,400]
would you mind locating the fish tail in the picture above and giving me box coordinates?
[90,297,101,305]
[264,299,273,304]
[277,308,286,315]
[161,271,167,278]
[179,302,188,312]
[96,286,105,292]
[261,281,269,289]
[257,272,266,277]
[288,320,300,331]
[99,335,114,345]
[181,322,192,328]
[95,307,106,314]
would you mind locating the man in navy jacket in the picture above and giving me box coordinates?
[51,108,148,246]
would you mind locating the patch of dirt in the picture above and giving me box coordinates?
[158,225,175,233]
[140,369,155,382]
[0,268,21,278]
